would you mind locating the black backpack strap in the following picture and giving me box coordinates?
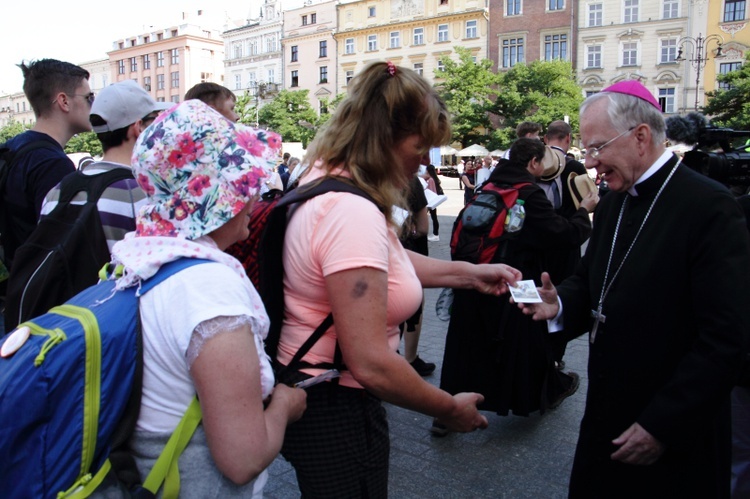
[53,168,134,208]
[262,178,375,382]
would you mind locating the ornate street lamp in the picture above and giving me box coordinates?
[248,81,279,127]
[675,33,725,111]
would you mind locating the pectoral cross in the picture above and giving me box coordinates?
[590,306,606,344]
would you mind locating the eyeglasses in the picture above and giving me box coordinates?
[70,92,96,105]
[585,126,635,159]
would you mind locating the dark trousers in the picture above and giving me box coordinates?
[281,381,389,498]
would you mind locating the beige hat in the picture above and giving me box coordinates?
[567,172,598,209]
[540,146,566,181]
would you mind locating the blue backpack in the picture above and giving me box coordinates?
[0,258,208,498]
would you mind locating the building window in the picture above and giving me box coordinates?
[268,69,275,83]
[311,13,317,24]
[413,27,424,45]
[143,76,151,91]
[368,6,376,17]
[544,34,567,61]
[507,0,521,16]
[660,38,677,63]
[438,24,449,42]
[586,45,602,68]
[201,72,211,83]
[319,66,328,83]
[250,40,258,55]
[157,97,165,102]
[267,36,277,52]
[291,45,298,62]
[302,14,308,25]
[725,0,746,21]
[390,31,401,48]
[346,70,354,84]
[622,42,638,66]
[437,60,446,72]
[502,37,524,68]
[345,38,355,54]
[548,0,564,11]
[440,0,448,5]
[235,74,242,90]
[234,44,242,59]
[171,95,179,103]
[143,54,150,70]
[248,72,256,87]
[171,48,179,65]
[588,3,603,26]
[157,74,165,90]
[663,0,679,18]
[719,61,743,89]
[465,20,477,39]
[291,70,299,87]
[118,60,125,74]
[320,40,327,58]
[171,71,179,88]
[658,88,675,113]
[368,34,377,51]
[414,63,424,76]
[624,0,639,23]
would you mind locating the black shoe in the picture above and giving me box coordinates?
[410,356,436,376]
[550,371,580,409]
[430,418,449,437]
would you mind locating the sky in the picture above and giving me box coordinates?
[0,0,303,95]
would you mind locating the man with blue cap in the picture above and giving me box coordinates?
[519,80,750,498]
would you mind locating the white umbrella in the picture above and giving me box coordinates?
[457,144,489,157]
[489,149,504,157]
[440,145,458,155]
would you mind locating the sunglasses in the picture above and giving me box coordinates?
[69,92,96,105]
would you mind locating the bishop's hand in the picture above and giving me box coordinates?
[516,272,559,321]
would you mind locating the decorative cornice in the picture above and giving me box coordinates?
[720,22,747,38]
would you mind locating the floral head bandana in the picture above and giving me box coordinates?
[132,99,281,239]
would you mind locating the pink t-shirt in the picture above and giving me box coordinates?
[278,171,423,389]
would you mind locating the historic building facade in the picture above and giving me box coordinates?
[489,0,578,71]
[109,13,225,104]
[333,0,489,93]
[283,0,338,115]
[576,0,694,113]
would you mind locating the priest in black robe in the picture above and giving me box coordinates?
[520,80,750,498]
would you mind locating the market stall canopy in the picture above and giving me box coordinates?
[489,149,504,157]
[456,144,489,157]
[440,145,459,155]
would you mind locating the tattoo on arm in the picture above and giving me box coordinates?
[351,280,368,298]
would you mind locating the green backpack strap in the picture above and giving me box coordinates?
[142,396,203,498]
[64,396,202,499]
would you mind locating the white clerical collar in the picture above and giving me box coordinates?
[627,150,673,196]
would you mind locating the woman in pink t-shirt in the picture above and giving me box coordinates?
[276,62,522,498]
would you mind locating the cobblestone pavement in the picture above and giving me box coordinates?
[264,177,589,498]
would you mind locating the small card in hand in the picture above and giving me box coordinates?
[509,280,542,303]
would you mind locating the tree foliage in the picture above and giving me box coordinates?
[257,89,319,147]
[65,132,102,157]
[0,120,30,143]
[491,60,583,149]
[434,47,495,147]
[704,52,750,130]
[234,90,257,126]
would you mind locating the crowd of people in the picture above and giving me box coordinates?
[0,57,748,499]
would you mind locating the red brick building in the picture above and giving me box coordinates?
[488,0,578,71]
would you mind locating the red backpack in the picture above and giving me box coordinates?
[450,182,530,264]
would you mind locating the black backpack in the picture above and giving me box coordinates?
[4,168,134,333]
[0,140,55,268]
[254,178,374,382]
